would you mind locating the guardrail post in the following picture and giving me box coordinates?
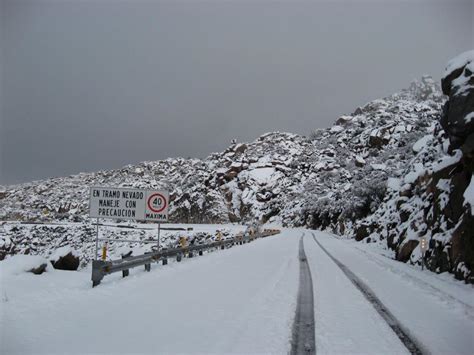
[162,258,168,265]
[144,252,151,272]
[122,252,132,277]
[91,260,106,287]
[177,253,182,262]
[189,251,193,258]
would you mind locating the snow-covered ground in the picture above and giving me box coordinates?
[1,228,473,354]
[1,228,300,354]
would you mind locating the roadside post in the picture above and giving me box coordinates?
[95,218,99,260]
[420,237,428,270]
[157,223,161,252]
[216,230,225,250]
[101,241,108,261]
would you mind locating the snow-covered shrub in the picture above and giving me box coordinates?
[343,177,387,221]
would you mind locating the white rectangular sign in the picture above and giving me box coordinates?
[89,187,169,222]
[420,237,428,253]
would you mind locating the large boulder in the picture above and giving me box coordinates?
[426,241,452,274]
[396,239,419,263]
[354,222,379,241]
[50,246,80,271]
[440,50,474,154]
[354,224,370,241]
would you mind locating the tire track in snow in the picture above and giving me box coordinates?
[291,233,316,355]
[311,232,426,355]
[354,245,474,320]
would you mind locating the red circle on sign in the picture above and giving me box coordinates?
[147,193,167,213]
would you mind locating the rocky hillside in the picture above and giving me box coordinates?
[0,76,444,226]
[1,51,473,282]
[344,51,474,283]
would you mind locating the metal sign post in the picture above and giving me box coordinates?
[157,223,161,251]
[95,218,99,261]
[420,237,427,270]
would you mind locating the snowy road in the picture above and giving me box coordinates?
[1,228,473,354]
[304,233,409,354]
[310,231,474,355]
[1,229,300,354]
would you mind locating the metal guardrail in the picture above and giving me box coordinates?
[91,229,280,287]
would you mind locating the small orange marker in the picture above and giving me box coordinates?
[101,242,107,261]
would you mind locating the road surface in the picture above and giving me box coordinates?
[1,229,473,354]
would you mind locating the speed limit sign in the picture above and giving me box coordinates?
[145,191,169,221]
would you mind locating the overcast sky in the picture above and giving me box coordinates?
[1,0,472,185]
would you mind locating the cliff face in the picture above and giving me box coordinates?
[436,51,474,281]
[347,51,474,283]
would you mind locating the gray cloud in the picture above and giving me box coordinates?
[1,0,472,185]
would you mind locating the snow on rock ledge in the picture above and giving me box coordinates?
[442,50,474,88]
[440,50,474,152]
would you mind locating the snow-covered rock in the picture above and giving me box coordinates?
[50,246,80,270]
[440,50,474,153]
[412,134,433,153]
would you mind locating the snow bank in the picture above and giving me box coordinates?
[0,255,49,276]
